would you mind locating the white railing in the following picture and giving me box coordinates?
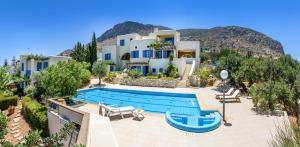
[189,60,196,76]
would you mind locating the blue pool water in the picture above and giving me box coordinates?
[74,88,201,116]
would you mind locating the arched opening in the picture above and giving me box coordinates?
[121,52,130,60]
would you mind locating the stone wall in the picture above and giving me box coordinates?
[120,78,178,88]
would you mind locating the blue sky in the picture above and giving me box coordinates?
[0,0,299,65]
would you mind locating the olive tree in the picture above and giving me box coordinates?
[92,61,108,85]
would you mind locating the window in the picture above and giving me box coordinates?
[105,53,111,60]
[155,50,162,59]
[142,50,153,58]
[120,39,125,46]
[37,62,42,71]
[21,63,24,71]
[152,68,156,73]
[26,70,31,77]
[163,50,173,59]
[131,51,139,58]
[164,37,174,44]
[159,68,164,73]
[43,62,48,69]
[110,66,114,71]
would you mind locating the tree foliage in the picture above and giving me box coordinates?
[0,66,9,92]
[92,61,108,85]
[70,42,87,62]
[250,81,294,112]
[87,32,98,70]
[166,64,177,78]
[31,60,91,98]
[0,111,7,140]
[214,50,300,114]
[128,68,141,79]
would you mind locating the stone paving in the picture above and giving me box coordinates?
[79,83,288,147]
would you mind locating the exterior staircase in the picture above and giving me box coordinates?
[177,63,192,88]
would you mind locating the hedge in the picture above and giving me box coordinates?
[22,96,49,137]
[0,94,18,110]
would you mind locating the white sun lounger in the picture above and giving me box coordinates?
[218,90,241,102]
[100,103,135,118]
[215,88,234,98]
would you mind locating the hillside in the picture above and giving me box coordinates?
[59,21,284,56]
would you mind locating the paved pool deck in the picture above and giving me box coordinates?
[78,83,288,147]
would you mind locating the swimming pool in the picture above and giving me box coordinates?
[74,88,201,116]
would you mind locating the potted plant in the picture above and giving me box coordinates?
[8,106,15,116]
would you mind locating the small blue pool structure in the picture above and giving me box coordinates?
[74,88,221,132]
[165,111,221,133]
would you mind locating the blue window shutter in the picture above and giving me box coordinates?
[136,51,139,58]
[156,51,162,59]
[130,51,134,58]
[43,62,48,68]
[150,50,153,57]
[163,50,168,58]
[120,40,125,46]
[37,62,42,71]
[21,63,24,71]
[152,68,156,73]
[143,50,146,58]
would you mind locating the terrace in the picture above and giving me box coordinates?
[70,83,287,147]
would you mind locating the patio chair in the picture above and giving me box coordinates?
[218,90,241,102]
[100,103,135,118]
[215,88,234,98]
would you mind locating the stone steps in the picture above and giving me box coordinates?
[13,132,21,138]
[17,136,24,141]
[177,63,192,88]
[11,126,19,131]
[13,117,21,123]
[11,122,19,127]
[10,130,20,134]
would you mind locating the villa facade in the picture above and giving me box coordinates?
[100,28,200,76]
[20,55,70,78]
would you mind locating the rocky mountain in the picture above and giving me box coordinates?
[60,21,284,56]
[178,27,284,56]
[97,21,171,42]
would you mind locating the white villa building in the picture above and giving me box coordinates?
[20,55,70,78]
[100,28,200,77]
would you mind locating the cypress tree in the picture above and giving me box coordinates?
[87,32,98,70]
[91,32,98,64]
[3,59,8,67]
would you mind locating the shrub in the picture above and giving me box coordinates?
[0,111,7,139]
[32,60,91,98]
[166,64,177,78]
[22,96,48,137]
[104,72,117,83]
[250,81,294,112]
[128,68,141,79]
[0,94,17,110]
[269,121,300,147]
[194,67,212,81]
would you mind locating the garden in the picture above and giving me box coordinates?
[202,49,300,146]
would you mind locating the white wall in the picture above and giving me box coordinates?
[130,39,155,63]
[102,45,117,64]
[19,55,70,78]
[149,58,186,76]
[48,56,71,65]
[177,41,200,69]
[173,58,186,76]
